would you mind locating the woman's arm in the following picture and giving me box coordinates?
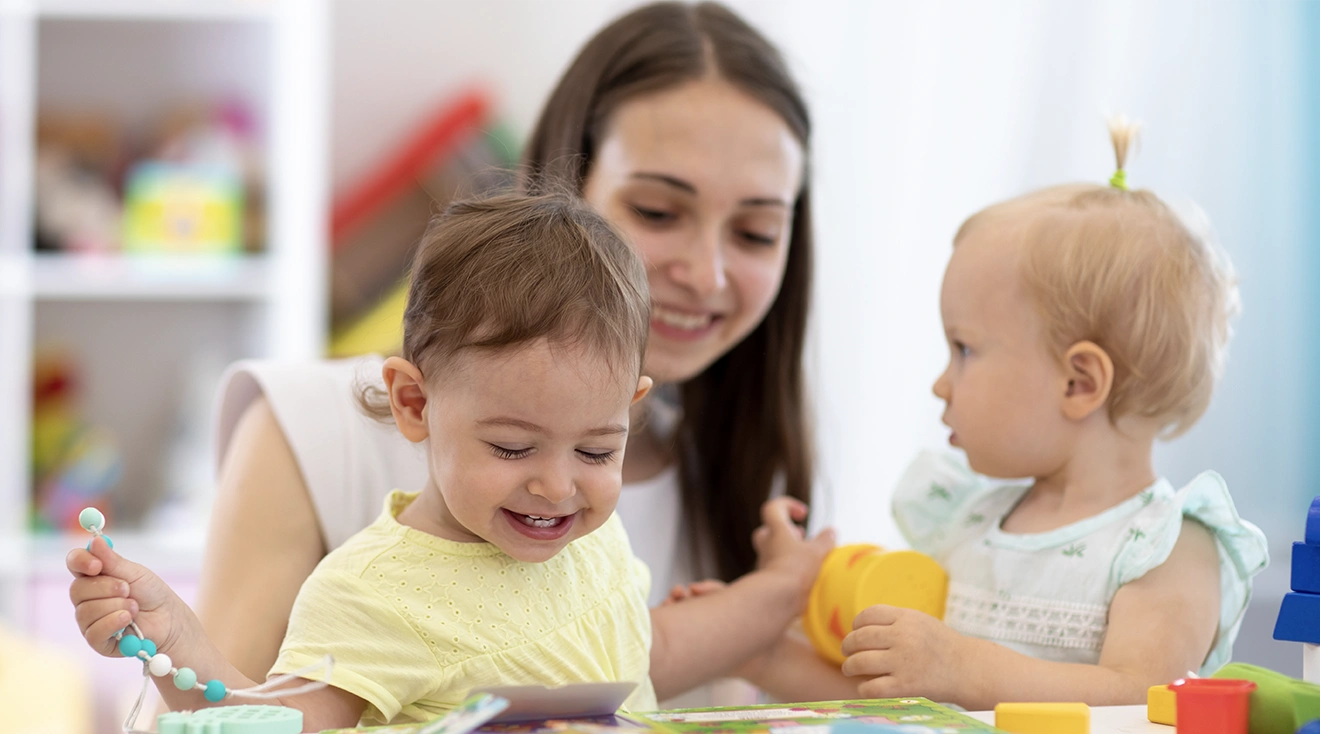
[842,519,1222,709]
[648,499,835,700]
[193,397,326,682]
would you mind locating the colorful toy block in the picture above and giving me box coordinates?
[1213,662,1320,734]
[1279,495,1320,684]
[1169,678,1255,734]
[1148,683,1176,725]
[1298,720,1320,734]
[1293,542,1320,594]
[993,702,1089,734]
[1306,496,1320,545]
[1275,592,1320,645]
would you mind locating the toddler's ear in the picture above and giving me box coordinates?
[632,376,653,405]
[1061,341,1114,421]
[383,357,429,443]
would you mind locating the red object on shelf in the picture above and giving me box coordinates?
[330,88,490,247]
[1170,678,1256,734]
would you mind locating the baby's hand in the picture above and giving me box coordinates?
[67,537,193,660]
[662,579,727,606]
[751,497,835,612]
[841,605,968,702]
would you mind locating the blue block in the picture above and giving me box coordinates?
[1299,719,1320,734]
[1295,542,1320,593]
[1274,591,1320,644]
[1309,496,1320,545]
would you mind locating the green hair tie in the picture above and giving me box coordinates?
[1110,168,1128,190]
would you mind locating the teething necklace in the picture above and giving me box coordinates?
[78,507,331,733]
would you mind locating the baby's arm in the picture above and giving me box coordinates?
[842,518,1221,709]
[69,538,367,728]
[647,498,835,700]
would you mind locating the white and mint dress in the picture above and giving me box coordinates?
[893,451,1269,675]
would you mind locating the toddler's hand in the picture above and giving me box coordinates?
[67,536,193,660]
[662,579,727,606]
[841,604,968,702]
[751,497,835,612]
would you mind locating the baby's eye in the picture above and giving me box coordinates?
[953,341,970,357]
[489,444,532,460]
[577,449,616,465]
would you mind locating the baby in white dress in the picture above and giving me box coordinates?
[743,120,1267,709]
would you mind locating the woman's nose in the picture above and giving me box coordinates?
[661,226,728,298]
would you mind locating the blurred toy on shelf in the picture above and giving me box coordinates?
[30,348,122,533]
[34,98,264,255]
[122,161,243,254]
[328,87,518,357]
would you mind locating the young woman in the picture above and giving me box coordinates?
[200,2,820,700]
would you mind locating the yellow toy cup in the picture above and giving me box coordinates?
[802,543,949,664]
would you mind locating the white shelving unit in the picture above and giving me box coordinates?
[0,0,329,632]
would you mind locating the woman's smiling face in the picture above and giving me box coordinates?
[583,76,805,384]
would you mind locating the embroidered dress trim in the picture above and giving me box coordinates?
[944,581,1108,651]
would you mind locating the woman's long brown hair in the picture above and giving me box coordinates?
[522,1,814,581]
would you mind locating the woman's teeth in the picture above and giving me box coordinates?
[653,305,714,330]
[518,514,564,528]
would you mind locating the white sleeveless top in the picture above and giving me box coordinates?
[892,450,1269,674]
[214,357,696,607]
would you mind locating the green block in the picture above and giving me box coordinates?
[1213,662,1320,734]
[156,705,302,734]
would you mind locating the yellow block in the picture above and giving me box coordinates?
[1147,683,1176,725]
[995,702,1090,734]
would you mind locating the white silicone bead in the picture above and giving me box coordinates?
[148,653,173,677]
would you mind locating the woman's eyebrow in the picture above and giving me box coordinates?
[631,172,789,208]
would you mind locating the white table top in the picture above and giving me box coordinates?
[965,705,1172,733]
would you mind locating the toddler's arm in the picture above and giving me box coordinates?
[647,498,835,700]
[842,518,1221,709]
[68,537,367,728]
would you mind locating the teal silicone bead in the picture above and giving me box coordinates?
[118,634,142,658]
[203,679,226,702]
[173,667,197,691]
[78,507,105,532]
[140,638,157,657]
[85,535,113,552]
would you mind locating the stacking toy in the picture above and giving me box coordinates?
[1211,662,1320,734]
[1169,678,1255,734]
[802,543,948,664]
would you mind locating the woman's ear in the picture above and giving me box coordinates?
[383,356,429,443]
[1060,341,1114,422]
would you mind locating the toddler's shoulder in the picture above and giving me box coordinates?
[1114,471,1269,587]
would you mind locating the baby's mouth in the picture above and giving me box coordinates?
[512,512,566,528]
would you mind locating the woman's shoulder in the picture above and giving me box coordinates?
[214,357,429,550]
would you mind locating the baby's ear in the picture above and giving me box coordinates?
[1060,341,1114,422]
[382,357,429,443]
[632,376,653,406]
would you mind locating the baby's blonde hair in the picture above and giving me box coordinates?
[955,119,1239,437]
